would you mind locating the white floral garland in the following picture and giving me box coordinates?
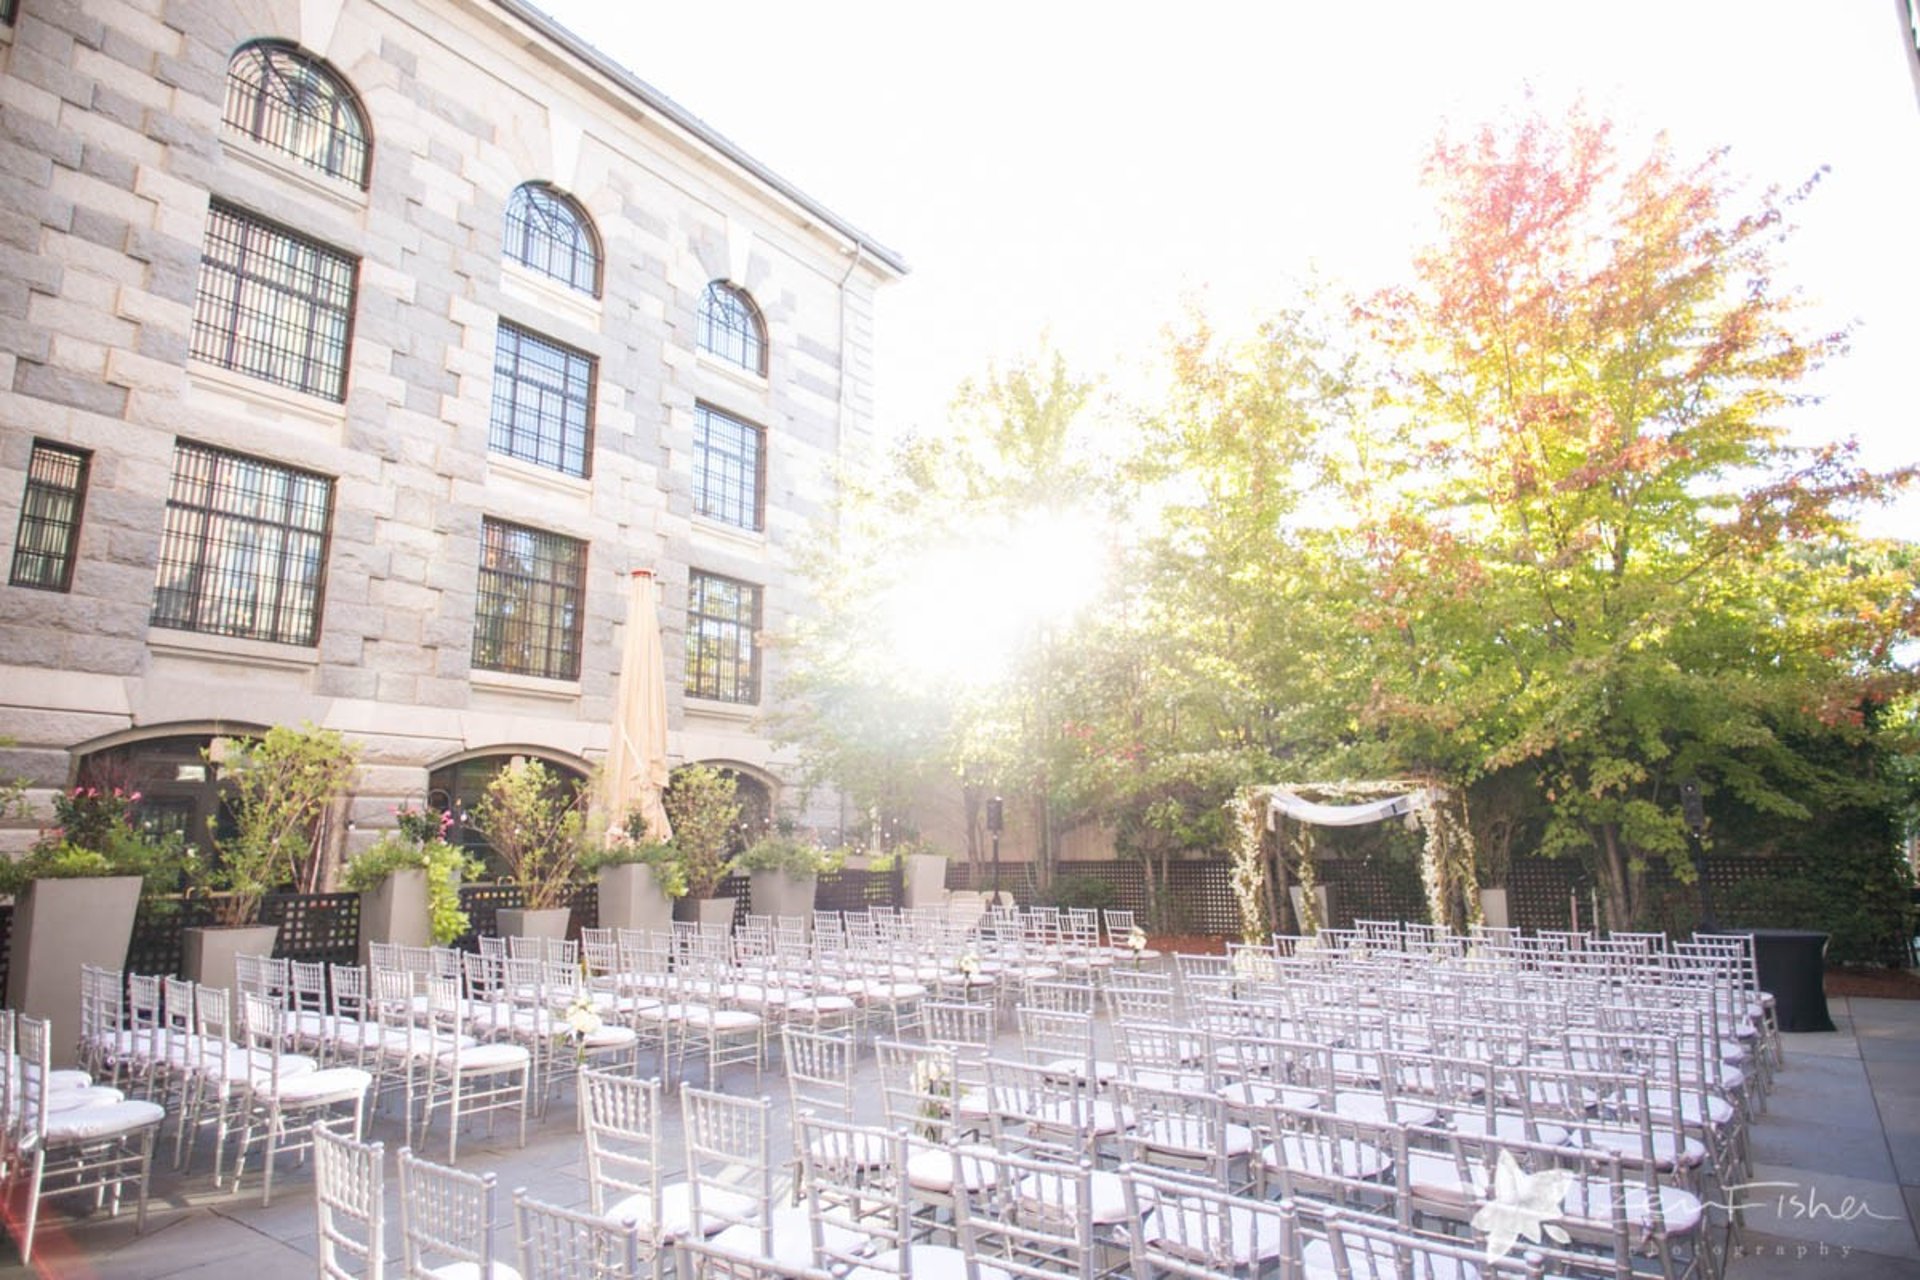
[1229,780,1479,935]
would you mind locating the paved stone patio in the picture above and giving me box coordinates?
[1,996,1914,1277]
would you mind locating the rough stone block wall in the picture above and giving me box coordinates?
[0,0,897,851]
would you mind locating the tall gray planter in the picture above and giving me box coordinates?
[359,868,432,965]
[674,895,737,933]
[902,854,949,909]
[1479,886,1510,930]
[748,871,816,934]
[597,863,672,935]
[183,924,280,1009]
[7,875,142,1068]
[495,905,570,941]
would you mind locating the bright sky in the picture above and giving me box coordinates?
[535,0,1920,534]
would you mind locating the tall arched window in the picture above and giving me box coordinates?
[698,282,766,375]
[223,41,371,188]
[503,183,601,296]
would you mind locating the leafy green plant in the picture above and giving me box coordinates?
[0,783,187,899]
[341,806,480,946]
[661,764,740,900]
[201,723,360,926]
[469,759,588,911]
[578,832,688,898]
[731,835,825,877]
[1043,872,1118,912]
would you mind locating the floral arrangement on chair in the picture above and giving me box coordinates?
[910,1056,953,1140]
[564,990,602,1063]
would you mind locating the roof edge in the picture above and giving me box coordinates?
[488,0,909,277]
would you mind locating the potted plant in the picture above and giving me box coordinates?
[661,764,740,930]
[470,758,587,941]
[579,816,684,935]
[187,723,359,1000]
[342,804,479,961]
[2,782,184,1067]
[733,834,824,931]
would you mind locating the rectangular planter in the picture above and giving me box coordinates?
[1479,886,1510,930]
[597,863,672,935]
[748,871,816,935]
[902,854,949,909]
[183,924,280,1009]
[495,905,571,942]
[359,867,432,965]
[7,875,143,1068]
[673,895,737,933]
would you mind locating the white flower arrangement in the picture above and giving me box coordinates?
[956,952,981,980]
[1126,926,1148,953]
[909,1055,954,1139]
[564,991,602,1062]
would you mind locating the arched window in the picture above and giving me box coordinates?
[223,41,371,188]
[698,282,766,375]
[503,183,601,296]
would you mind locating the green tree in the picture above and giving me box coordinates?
[1350,107,1918,927]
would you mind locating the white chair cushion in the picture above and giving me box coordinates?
[421,1262,522,1280]
[607,1180,748,1237]
[1143,1197,1287,1267]
[45,1098,165,1142]
[905,1143,1000,1193]
[1014,1168,1129,1224]
[266,1066,372,1103]
[446,1043,531,1073]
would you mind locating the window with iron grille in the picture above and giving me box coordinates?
[150,441,334,646]
[1,0,16,26]
[693,402,763,531]
[224,41,371,188]
[9,442,90,592]
[192,203,357,401]
[472,518,586,681]
[504,183,600,296]
[686,570,760,704]
[698,281,766,375]
[490,323,595,478]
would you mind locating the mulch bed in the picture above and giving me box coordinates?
[1825,965,1920,1000]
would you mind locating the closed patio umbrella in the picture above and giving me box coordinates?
[605,569,673,840]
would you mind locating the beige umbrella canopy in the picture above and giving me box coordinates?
[604,569,673,841]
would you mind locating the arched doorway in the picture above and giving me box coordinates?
[427,751,589,879]
[77,731,251,856]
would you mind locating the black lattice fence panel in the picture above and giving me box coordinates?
[0,902,11,999]
[260,891,360,967]
[1506,858,1581,932]
[814,866,903,915]
[568,881,598,937]
[127,897,218,978]
[456,883,524,950]
[1158,860,1238,935]
[1314,859,1429,929]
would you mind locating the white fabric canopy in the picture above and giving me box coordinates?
[1266,786,1432,829]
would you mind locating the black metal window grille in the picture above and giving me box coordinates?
[698,281,766,374]
[503,183,600,296]
[223,41,370,187]
[686,570,760,703]
[472,518,586,681]
[1,0,17,27]
[490,323,595,478]
[192,203,357,401]
[151,441,334,646]
[693,402,763,531]
[9,442,89,592]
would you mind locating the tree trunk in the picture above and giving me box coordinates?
[1597,824,1632,931]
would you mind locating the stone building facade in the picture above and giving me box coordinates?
[0,0,904,856]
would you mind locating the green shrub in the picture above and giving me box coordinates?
[1044,873,1118,912]
[731,835,825,877]
[340,823,482,947]
[578,835,688,898]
